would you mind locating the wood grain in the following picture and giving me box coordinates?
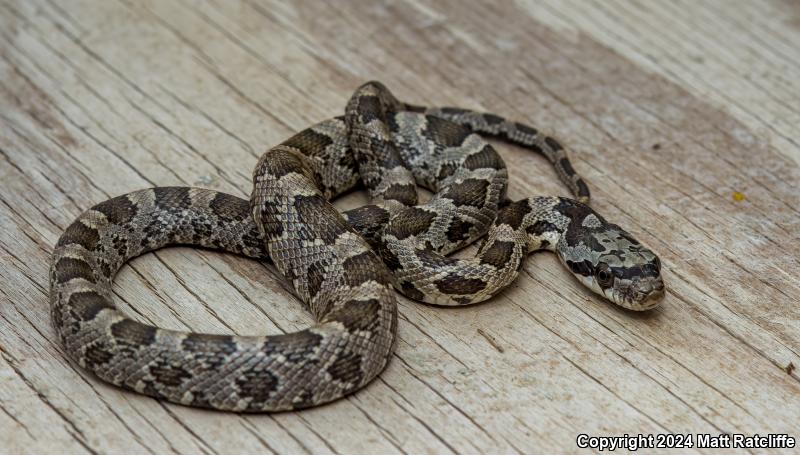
[1,0,798,453]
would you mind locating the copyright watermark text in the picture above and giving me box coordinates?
[576,433,796,451]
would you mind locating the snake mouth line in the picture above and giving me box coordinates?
[622,280,665,310]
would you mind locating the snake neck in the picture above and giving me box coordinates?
[491,196,592,255]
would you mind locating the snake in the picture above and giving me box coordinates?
[49,81,664,412]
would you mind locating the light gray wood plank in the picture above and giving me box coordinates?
[1,0,798,453]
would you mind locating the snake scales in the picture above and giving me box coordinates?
[50,82,664,411]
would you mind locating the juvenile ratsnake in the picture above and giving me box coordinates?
[50,82,664,411]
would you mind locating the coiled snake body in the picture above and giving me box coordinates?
[50,82,664,411]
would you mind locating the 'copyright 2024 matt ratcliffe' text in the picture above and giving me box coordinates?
[576,433,796,451]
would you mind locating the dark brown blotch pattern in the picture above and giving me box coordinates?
[375,239,402,271]
[327,298,382,333]
[514,122,539,137]
[494,200,531,229]
[434,274,487,295]
[545,136,563,151]
[110,319,157,346]
[263,330,323,362]
[148,363,193,387]
[424,115,472,147]
[154,187,192,211]
[415,246,458,269]
[181,333,238,356]
[83,342,114,370]
[326,351,363,387]
[261,149,309,179]
[556,199,599,247]
[439,107,465,116]
[482,113,504,125]
[305,260,327,301]
[293,194,349,244]
[236,369,279,405]
[445,217,475,243]
[282,127,334,156]
[400,281,425,301]
[341,251,391,287]
[527,219,558,236]
[210,193,250,222]
[479,240,516,268]
[437,162,457,180]
[442,179,490,207]
[68,291,114,321]
[382,183,417,206]
[55,257,95,284]
[464,145,504,171]
[93,195,138,225]
[342,205,389,244]
[559,158,576,177]
[354,94,384,123]
[257,203,284,239]
[576,180,591,200]
[56,219,100,249]
[386,207,436,240]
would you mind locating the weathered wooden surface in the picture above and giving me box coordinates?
[1,0,798,453]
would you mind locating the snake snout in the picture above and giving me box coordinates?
[626,276,665,310]
[640,284,665,308]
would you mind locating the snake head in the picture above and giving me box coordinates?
[557,214,665,311]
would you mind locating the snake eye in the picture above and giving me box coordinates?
[596,263,613,288]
